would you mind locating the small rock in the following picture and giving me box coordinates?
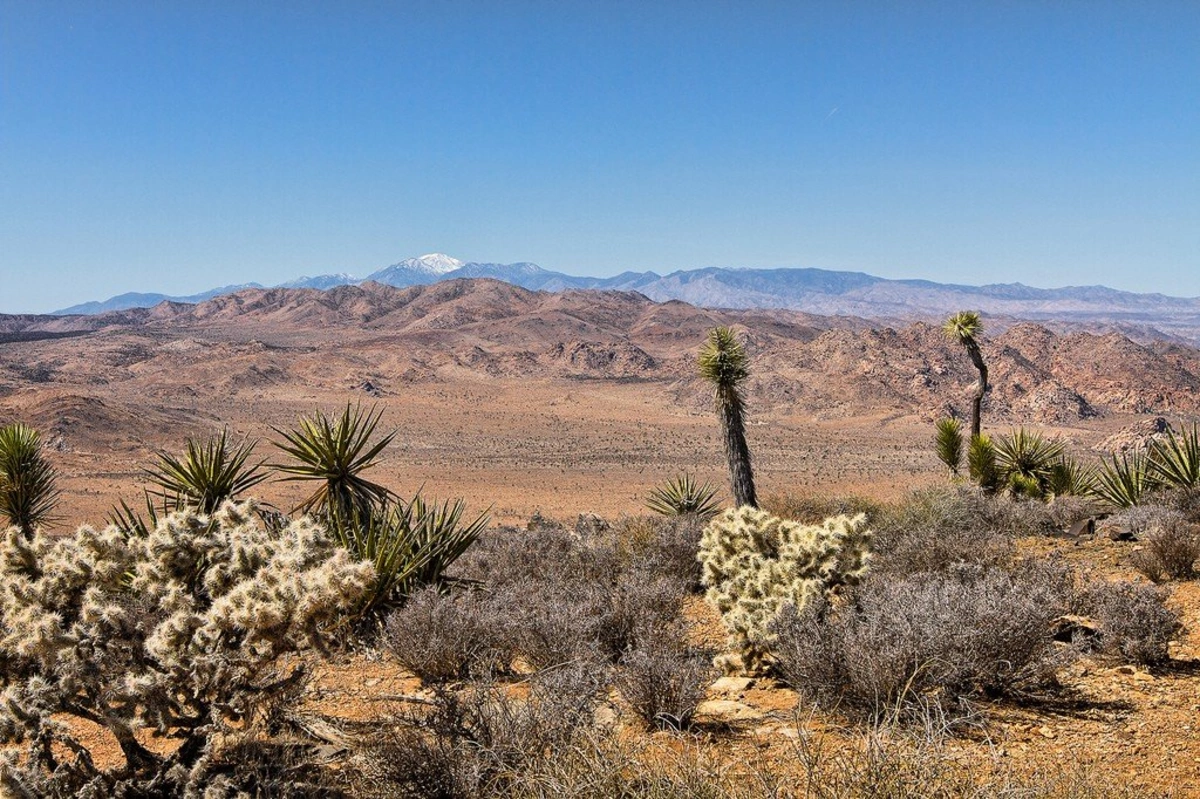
[1038,726,1056,739]
[593,705,619,729]
[1108,528,1138,542]
[1115,665,1136,675]
[1067,517,1096,539]
[695,699,765,723]
[709,676,755,696]
[1050,614,1100,643]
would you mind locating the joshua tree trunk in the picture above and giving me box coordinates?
[965,340,988,440]
[717,385,757,508]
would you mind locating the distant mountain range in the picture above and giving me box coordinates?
[53,254,1200,342]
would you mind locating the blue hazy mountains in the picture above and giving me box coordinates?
[54,254,1200,340]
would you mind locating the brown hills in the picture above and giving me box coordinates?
[2,278,1199,526]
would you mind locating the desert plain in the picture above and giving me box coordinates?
[5,279,1200,796]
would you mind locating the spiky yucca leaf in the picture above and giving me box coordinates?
[145,429,267,515]
[942,310,983,343]
[271,404,396,517]
[967,434,999,492]
[0,422,60,536]
[1092,451,1155,509]
[1046,456,1097,498]
[646,473,721,518]
[107,492,165,538]
[934,418,963,475]
[1148,422,1200,493]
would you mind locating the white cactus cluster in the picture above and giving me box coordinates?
[698,505,872,674]
[0,501,375,795]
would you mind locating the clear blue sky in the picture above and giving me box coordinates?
[2,1,1198,313]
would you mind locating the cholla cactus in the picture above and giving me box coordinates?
[0,501,374,796]
[699,506,871,674]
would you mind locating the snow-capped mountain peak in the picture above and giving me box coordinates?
[407,253,464,274]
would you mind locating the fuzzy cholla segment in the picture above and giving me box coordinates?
[0,501,374,795]
[699,506,871,674]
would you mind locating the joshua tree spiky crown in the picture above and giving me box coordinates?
[698,326,757,509]
[943,311,989,439]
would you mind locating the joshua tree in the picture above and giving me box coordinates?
[698,326,757,508]
[943,311,989,439]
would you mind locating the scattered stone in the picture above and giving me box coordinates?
[1068,517,1096,539]
[695,699,765,723]
[709,676,755,696]
[1038,726,1056,739]
[1050,614,1100,643]
[355,379,383,397]
[1108,527,1138,542]
[1094,417,1169,454]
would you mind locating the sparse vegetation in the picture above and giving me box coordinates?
[1092,450,1155,508]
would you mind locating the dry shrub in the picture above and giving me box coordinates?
[1122,509,1200,582]
[385,586,515,683]
[763,492,883,525]
[616,631,714,730]
[615,514,707,591]
[771,560,1077,721]
[345,664,605,799]
[872,488,1015,576]
[1079,581,1182,666]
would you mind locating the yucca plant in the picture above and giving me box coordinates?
[271,403,396,518]
[0,422,60,537]
[1046,455,1097,498]
[326,493,489,622]
[144,429,268,515]
[646,473,721,518]
[1092,451,1155,509]
[994,428,1065,499]
[1148,422,1200,494]
[967,434,1000,493]
[934,418,964,476]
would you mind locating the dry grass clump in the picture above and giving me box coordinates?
[762,492,883,525]
[385,586,516,683]
[871,488,1016,577]
[616,631,714,731]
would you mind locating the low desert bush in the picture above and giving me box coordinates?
[761,492,882,525]
[771,560,1077,721]
[346,664,606,799]
[616,631,714,730]
[0,502,374,796]
[870,488,1015,576]
[1131,521,1200,583]
[1079,581,1182,666]
[615,514,707,591]
[385,586,515,682]
[699,506,872,673]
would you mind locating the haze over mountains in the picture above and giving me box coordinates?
[53,254,1200,343]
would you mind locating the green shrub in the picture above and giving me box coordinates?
[698,505,871,674]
